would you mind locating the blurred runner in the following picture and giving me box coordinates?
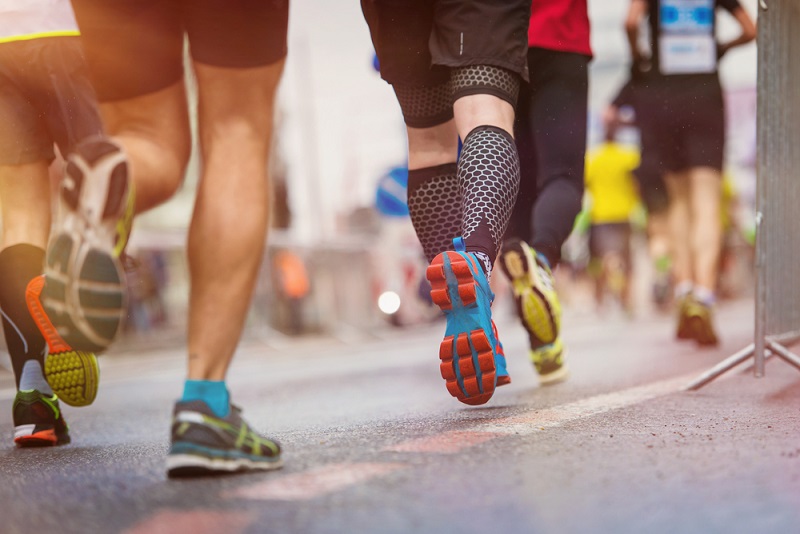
[273,249,310,335]
[606,79,672,309]
[362,0,531,405]
[51,0,289,476]
[498,0,592,385]
[0,0,104,447]
[625,0,756,346]
[584,122,641,314]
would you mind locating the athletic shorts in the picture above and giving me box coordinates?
[589,222,632,268]
[637,75,725,173]
[0,37,103,165]
[71,0,289,102]
[361,0,531,88]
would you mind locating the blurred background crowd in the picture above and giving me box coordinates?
[78,0,758,347]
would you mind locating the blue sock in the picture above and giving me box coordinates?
[181,380,230,418]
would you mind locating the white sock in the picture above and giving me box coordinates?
[19,360,53,395]
[693,286,716,306]
[674,281,693,299]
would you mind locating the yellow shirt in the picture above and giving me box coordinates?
[584,142,641,224]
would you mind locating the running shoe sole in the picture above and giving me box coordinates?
[26,276,99,407]
[167,446,285,477]
[14,425,69,447]
[427,251,496,406]
[41,138,130,353]
[499,240,559,345]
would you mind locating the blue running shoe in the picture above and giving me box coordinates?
[492,320,511,387]
[426,237,500,405]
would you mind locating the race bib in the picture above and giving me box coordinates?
[659,0,716,75]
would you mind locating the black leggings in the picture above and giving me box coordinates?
[505,48,589,266]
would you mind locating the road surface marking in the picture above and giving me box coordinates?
[123,510,256,534]
[229,462,405,501]
[382,430,502,453]
[476,373,696,435]
[232,372,697,501]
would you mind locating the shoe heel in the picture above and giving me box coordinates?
[426,252,479,311]
[26,276,70,353]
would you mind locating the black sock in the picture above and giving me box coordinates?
[459,125,520,268]
[0,245,46,389]
[407,163,461,263]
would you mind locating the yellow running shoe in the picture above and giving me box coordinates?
[500,238,568,385]
[26,275,99,407]
[684,297,719,347]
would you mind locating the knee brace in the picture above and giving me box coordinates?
[392,82,454,128]
[451,65,520,108]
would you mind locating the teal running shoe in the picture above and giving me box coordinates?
[167,400,283,477]
[426,237,500,405]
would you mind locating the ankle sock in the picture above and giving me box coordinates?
[693,286,716,306]
[182,379,230,418]
[19,360,52,395]
[674,281,693,299]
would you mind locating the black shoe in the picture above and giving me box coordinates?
[167,400,283,477]
[13,390,70,447]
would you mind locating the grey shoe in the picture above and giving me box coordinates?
[167,399,283,477]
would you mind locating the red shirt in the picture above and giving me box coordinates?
[528,0,592,57]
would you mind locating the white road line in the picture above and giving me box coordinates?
[232,372,699,501]
[382,430,502,453]
[475,372,698,435]
[228,462,406,501]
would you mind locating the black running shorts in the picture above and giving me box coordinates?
[638,75,725,173]
[71,0,289,102]
[362,0,531,87]
[0,38,103,165]
[589,222,632,269]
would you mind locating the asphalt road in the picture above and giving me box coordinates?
[1,298,799,534]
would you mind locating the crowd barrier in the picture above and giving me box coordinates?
[687,0,800,389]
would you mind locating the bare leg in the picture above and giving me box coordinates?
[665,171,692,290]
[406,120,458,170]
[186,60,285,380]
[99,82,192,214]
[0,163,51,249]
[689,167,722,292]
[453,94,515,139]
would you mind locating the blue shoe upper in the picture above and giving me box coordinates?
[443,237,503,393]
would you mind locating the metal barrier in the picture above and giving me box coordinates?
[687,0,800,389]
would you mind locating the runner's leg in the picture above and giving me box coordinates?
[186,60,285,380]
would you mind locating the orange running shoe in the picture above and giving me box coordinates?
[26,275,99,407]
